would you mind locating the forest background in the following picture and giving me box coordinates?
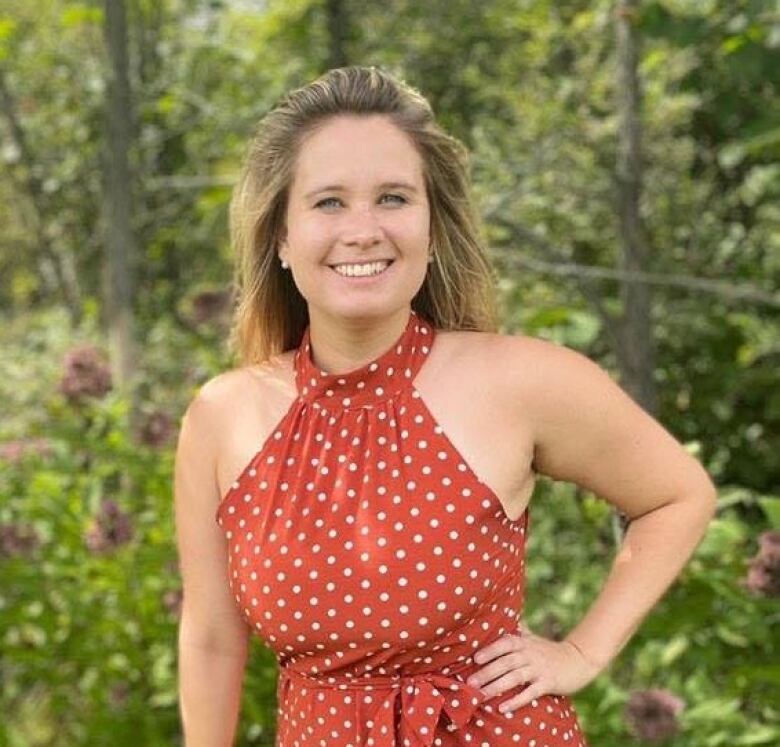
[0,0,778,745]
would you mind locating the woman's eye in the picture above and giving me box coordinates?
[316,197,341,208]
[315,194,407,209]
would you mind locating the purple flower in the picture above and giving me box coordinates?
[759,531,780,562]
[163,588,183,617]
[59,344,112,403]
[625,688,685,742]
[540,612,564,639]
[84,499,134,553]
[0,522,41,558]
[108,681,130,709]
[0,438,54,464]
[189,288,233,326]
[745,531,780,597]
[137,409,176,448]
[165,557,181,577]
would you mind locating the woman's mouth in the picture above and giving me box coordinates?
[328,259,395,280]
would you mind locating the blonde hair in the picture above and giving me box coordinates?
[228,65,499,366]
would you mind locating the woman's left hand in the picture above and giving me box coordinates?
[465,621,604,714]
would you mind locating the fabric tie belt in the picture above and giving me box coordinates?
[279,660,491,746]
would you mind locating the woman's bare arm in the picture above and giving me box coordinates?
[175,380,253,746]
[513,337,718,669]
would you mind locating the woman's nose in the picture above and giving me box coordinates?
[340,208,384,243]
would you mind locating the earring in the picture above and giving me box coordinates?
[281,258,289,269]
[427,253,434,264]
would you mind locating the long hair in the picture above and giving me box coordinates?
[228,65,500,365]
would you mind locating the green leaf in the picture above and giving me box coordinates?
[524,306,571,328]
[715,622,750,648]
[685,697,741,722]
[757,497,780,529]
[0,15,17,61]
[0,16,18,40]
[718,142,746,168]
[660,634,689,666]
[61,5,102,28]
[735,726,780,745]
[729,662,780,686]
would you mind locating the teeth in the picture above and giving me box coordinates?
[333,261,391,277]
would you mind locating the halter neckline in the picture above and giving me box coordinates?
[293,309,435,410]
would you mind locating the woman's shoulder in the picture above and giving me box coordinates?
[437,328,604,407]
[186,351,297,424]
[182,354,299,499]
[437,327,582,369]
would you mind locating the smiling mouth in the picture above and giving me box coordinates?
[328,259,395,278]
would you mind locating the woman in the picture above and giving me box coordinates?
[175,66,717,746]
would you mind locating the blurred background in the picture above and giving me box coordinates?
[0,0,778,745]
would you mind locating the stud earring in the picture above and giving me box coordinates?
[427,253,434,264]
[281,258,289,269]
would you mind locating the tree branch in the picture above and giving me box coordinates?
[491,249,779,308]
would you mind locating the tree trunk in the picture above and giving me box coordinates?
[101,0,138,400]
[615,0,657,417]
[326,0,349,69]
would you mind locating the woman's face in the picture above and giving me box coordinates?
[280,114,431,323]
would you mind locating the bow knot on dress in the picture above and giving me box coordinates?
[367,671,489,746]
[280,662,490,746]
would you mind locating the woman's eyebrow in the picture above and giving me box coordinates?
[304,181,419,199]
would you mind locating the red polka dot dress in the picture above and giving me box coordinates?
[216,308,589,746]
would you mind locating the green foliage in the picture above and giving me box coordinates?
[0,321,176,743]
